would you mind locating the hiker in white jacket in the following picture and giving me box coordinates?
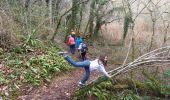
[58,52,111,86]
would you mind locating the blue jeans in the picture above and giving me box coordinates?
[65,55,90,84]
[70,44,75,54]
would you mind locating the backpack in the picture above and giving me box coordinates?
[80,43,88,53]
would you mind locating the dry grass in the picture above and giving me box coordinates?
[89,19,170,65]
[101,22,123,43]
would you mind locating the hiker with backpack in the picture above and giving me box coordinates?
[78,42,88,61]
[75,35,83,58]
[75,35,83,49]
[67,34,76,54]
[58,52,111,87]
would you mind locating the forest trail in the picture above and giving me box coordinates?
[20,37,110,100]
[22,69,100,100]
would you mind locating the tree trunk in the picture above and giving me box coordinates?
[53,0,61,23]
[25,0,30,9]
[122,0,133,43]
[163,23,169,45]
[88,0,95,35]
[78,3,84,31]
[94,15,101,37]
[48,0,53,28]
[149,20,156,51]
[70,0,79,31]
[64,0,79,42]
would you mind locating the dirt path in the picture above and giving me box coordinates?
[21,68,101,100]
[19,37,103,100]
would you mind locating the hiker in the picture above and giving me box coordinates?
[70,30,76,39]
[75,35,83,58]
[78,42,88,61]
[67,30,76,43]
[67,34,76,54]
[75,35,83,49]
[58,52,111,87]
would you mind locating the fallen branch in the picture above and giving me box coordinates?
[76,46,170,94]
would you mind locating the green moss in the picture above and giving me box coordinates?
[0,48,3,55]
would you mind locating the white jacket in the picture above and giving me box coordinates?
[89,59,109,77]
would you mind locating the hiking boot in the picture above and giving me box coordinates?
[78,82,86,87]
[58,51,68,56]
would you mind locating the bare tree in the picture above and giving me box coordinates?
[146,0,162,51]
[48,0,53,28]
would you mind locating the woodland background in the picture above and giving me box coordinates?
[0,0,170,99]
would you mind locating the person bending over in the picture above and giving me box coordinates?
[58,52,111,87]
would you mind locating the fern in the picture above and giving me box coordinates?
[118,90,141,100]
[91,87,109,100]
[164,70,170,77]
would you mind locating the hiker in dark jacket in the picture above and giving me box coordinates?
[78,42,88,61]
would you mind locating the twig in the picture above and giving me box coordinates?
[86,46,170,89]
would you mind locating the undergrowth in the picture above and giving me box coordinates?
[0,32,72,99]
[74,70,170,100]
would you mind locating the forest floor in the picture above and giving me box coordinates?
[21,69,100,100]
[19,37,115,100]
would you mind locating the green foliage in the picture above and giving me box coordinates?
[145,79,162,96]
[96,0,108,5]
[25,29,41,47]
[90,87,109,100]
[143,70,170,97]
[161,85,170,96]
[0,48,3,55]
[74,85,110,100]
[74,81,114,100]
[7,48,71,86]
[117,90,141,100]
[74,72,170,99]
[99,81,113,90]
[12,30,49,54]
[0,41,72,98]
[143,96,151,100]
[164,70,170,77]
[0,71,6,85]
[12,46,26,54]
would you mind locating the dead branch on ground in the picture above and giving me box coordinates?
[77,46,170,94]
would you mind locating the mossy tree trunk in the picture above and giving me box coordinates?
[93,13,101,38]
[89,0,106,38]
[122,0,133,44]
[48,0,53,28]
[163,23,169,44]
[70,0,79,30]
[77,3,85,31]
[131,24,135,79]
[25,0,30,9]
[88,0,95,35]
[149,14,156,51]
[64,0,79,42]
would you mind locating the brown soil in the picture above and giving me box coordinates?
[20,69,101,100]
